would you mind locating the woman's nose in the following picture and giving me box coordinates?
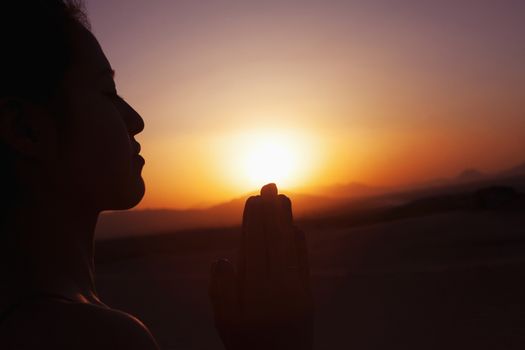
[123,100,144,136]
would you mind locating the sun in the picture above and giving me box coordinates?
[223,130,307,190]
[217,128,320,194]
[242,136,297,187]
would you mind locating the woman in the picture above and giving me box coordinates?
[0,1,312,349]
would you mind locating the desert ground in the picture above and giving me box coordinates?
[95,187,525,349]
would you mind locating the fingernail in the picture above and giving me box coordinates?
[261,183,278,199]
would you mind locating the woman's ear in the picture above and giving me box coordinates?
[0,97,58,159]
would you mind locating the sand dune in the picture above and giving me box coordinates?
[95,184,525,349]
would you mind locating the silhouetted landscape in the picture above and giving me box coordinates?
[95,162,525,239]
[95,162,525,349]
[2,1,525,349]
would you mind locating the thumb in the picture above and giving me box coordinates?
[210,259,240,329]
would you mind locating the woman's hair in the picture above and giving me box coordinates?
[0,0,90,102]
[0,1,90,228]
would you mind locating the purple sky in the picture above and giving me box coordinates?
[85,0,525,208]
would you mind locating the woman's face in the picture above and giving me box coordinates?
[53,23,146,211]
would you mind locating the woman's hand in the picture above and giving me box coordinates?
[210,183,313,350]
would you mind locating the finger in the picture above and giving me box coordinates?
[269,194,298,278]
[278,193,293,225]
[210,259,240,327]
[210,259,245,349]
[260,182,278,198]
[294,227,311,293]
[239,195,268,307]
[261,185,286,284]
[260,187,298,286]
[278,194,298,268]
[279,235,305,301]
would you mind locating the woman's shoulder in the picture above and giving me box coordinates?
[0,297,159,349]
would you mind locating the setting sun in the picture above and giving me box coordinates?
[90,0,525,209]
[216,129,321,194]
[241,133,297,187]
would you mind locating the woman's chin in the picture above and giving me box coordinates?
[107,177,146,210]
[127,178,146,208]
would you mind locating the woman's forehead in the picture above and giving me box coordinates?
[68,23,113,79]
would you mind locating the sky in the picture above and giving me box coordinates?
[86,0,525,209]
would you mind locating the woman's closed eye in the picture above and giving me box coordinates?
[104,90,123,101]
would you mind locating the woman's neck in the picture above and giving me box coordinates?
[2,195,100,304]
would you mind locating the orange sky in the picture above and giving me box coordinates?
[87,0,525,208]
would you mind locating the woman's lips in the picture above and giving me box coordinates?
[132,141,142,155]
[134,154,145,166]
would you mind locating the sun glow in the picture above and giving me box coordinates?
[242,135,297,187]
[221,129,318,193]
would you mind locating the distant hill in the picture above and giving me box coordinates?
[455,168,485,183]
[314,182,390,198]
[96,191,341,240]
[96,161,525,240]
[504,162,525,176]
[408,162,525,192]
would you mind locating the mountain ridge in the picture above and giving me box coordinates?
[96,160,525,240]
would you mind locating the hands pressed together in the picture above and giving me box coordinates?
[210,183,313,350]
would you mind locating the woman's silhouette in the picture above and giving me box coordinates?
[0,1,312,349]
